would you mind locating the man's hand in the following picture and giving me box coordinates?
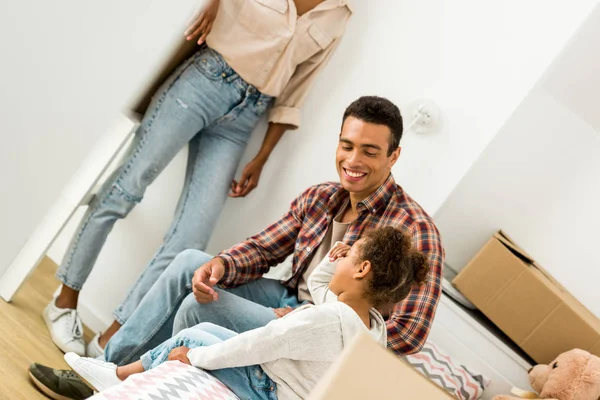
[328,241,351,261]
[273,306,293,318]
[185,0,219,45]
[229,158,265,198]
[168,346,192,365]
[192,258,226,304]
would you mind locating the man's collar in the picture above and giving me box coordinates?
[359,174,396,214]
[330,174,397,215]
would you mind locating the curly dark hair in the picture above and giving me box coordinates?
[358,226,429,307]
[342,96,404,156]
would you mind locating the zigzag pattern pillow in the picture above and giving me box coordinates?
[404,341,491,400]
[90,361,240,400]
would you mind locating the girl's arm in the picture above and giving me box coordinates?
[308,242,349,305]
[187,305,342,369]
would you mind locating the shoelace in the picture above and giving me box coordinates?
[64,310,83,342]
[56,369,80,380]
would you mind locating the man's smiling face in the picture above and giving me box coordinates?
[336,116,400,200]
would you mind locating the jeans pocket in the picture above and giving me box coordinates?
[248,366,276,392]
[193,50,225,81]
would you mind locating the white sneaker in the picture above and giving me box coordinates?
[86,333,105,358]
[64,352,122,392]
[43,299,85,356]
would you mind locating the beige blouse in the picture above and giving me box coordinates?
[206,0,353,128]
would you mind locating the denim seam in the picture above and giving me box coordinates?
[212,85,252,128]
[118,283,193,365]
[55,273,85,292]
[113,183,142,203]
[58,186,119,288]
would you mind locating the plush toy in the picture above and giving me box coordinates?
[494,349,600,400]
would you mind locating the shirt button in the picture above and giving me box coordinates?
[306,246,312,252]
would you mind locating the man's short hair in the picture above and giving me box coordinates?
[342,96,404,156]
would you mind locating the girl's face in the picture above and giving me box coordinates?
[329,239,364,296]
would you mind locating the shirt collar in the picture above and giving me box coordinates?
[329,174,397,215]
[359,174,397,214]
[342,0,354,13]
[312,0,354,13]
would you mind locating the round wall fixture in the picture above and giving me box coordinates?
[406,99,442,134]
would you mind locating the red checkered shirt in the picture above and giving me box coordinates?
[217,175,444,356]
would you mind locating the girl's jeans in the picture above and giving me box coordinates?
[140,323,277,400]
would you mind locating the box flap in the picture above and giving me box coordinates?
[495,231,535,264]
[495,231,563,289]
[308,333,453,399]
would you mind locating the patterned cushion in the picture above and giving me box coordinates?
[404,341,491,400]
[90,361,240,400]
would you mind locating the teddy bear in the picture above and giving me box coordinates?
[494,349,600,400]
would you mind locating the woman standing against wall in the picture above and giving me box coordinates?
[42,0,353,368]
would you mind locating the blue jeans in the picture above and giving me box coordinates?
[104,249,300,365]
[55,46,273,324]
[140,323,277,400]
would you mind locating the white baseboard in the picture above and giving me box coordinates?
[78,300,112,335]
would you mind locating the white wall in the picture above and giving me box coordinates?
[435,4,600,317]
[43,0,597,331]
[0,0,199,282]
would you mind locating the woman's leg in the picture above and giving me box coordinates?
[103,249,212,366]
[108,54,273,336]
[54,48,231,299]
[111,114,255,326]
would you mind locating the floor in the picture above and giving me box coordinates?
[0,257,93,400]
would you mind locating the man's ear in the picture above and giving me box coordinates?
[388,146,401,168]
[354,260,371,279]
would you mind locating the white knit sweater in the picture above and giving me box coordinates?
[187,257,386,400]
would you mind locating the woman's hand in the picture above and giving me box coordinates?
[168,346,192,365]
[229,158,265,198]
[185,0,220,45]
[328,242,351,261]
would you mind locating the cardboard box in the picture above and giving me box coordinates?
[308,332,453,400]
[453,231,600,364]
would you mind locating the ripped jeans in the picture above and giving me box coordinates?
[56,46,273,324]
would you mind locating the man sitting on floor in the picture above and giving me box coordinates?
[29,96,444,400]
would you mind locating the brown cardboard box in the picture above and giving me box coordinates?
[308,332,453,400]
[453,231,600,364]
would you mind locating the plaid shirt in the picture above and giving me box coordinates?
[218,175,444,356]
